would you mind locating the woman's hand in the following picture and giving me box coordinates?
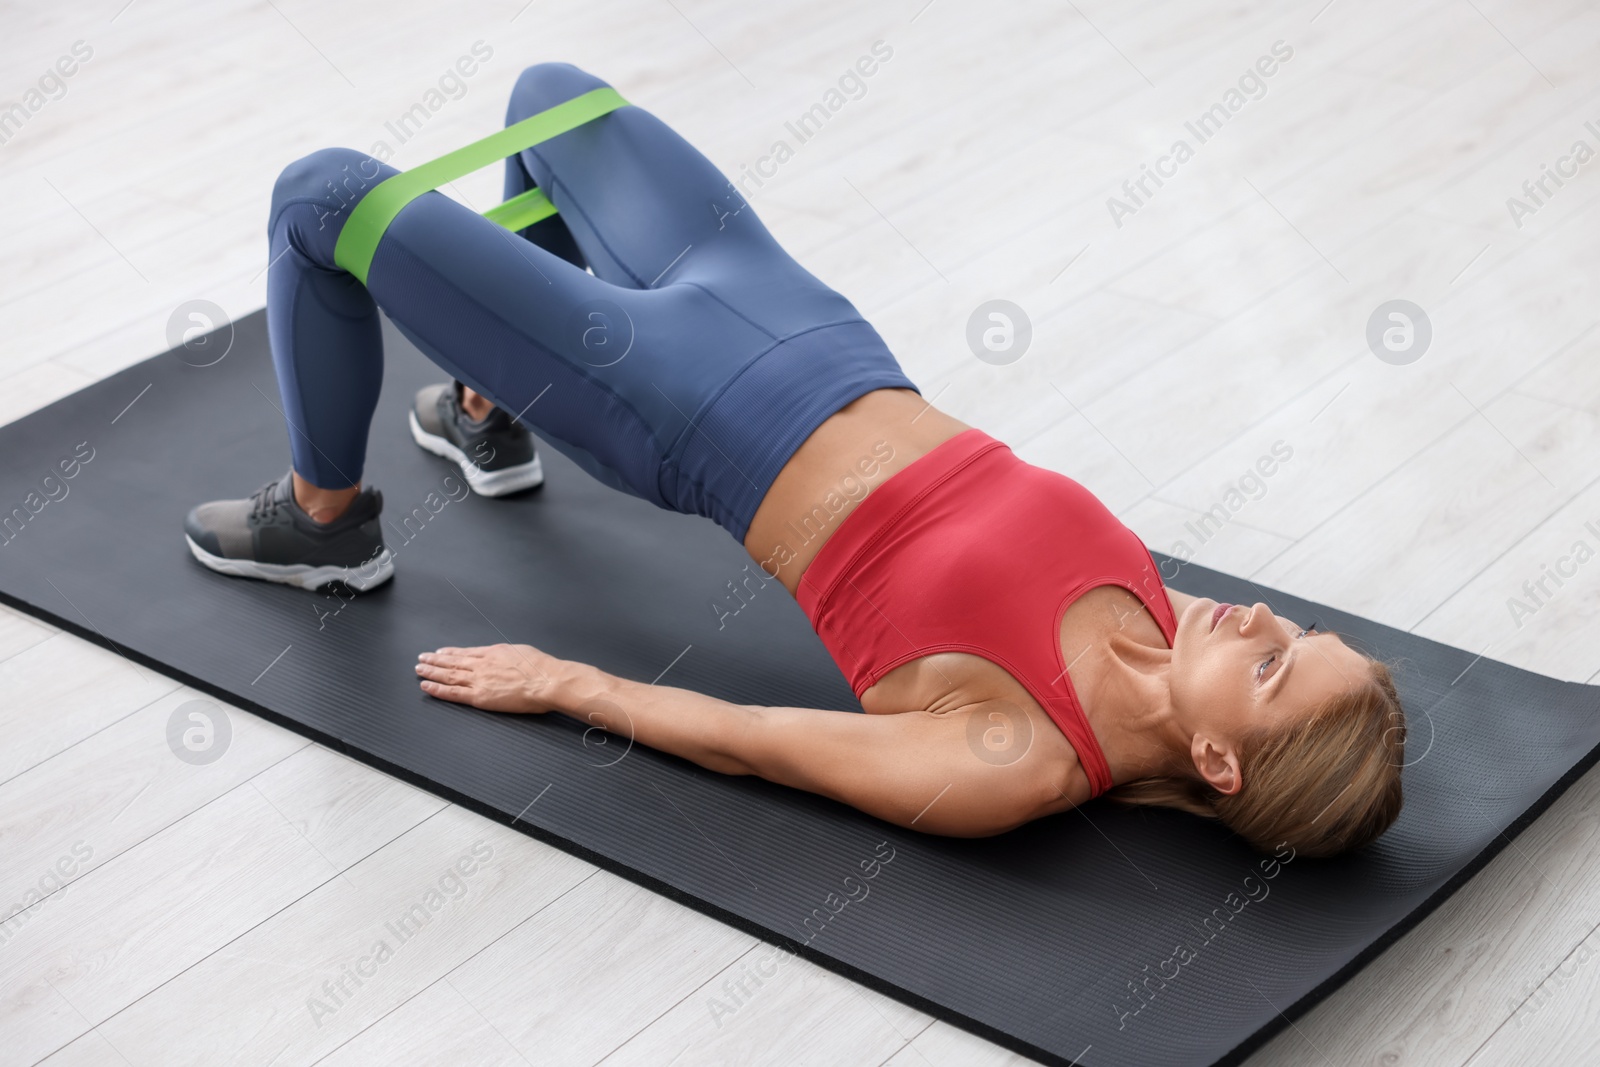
[414,643,573,713]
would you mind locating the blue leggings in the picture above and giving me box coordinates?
[265,62,919,544]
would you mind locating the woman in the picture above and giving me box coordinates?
[185,62,1405,858]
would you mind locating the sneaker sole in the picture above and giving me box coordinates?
[408,410,544,497]
[184,535,396,592]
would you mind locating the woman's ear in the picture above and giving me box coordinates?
[1191,733,1242,796]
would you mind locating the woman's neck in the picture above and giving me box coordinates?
[1076,632,1190,789]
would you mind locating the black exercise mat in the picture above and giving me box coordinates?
[3,309,1597,1067]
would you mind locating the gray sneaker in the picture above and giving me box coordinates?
[408,382,543,496]
[183,470,394,592]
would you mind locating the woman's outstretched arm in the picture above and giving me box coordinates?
[415,643,1075,836]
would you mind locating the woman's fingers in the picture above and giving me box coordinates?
[413,642,556,714]
[419,645,523,666]
[415,661,472,686]
[418,679,475,704]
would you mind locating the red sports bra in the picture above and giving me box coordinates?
[796,428,1177,797]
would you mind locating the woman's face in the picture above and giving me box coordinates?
[1170,598,1370,743]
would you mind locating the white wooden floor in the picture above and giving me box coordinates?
[2,0,1598,1063]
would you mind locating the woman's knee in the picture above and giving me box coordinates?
[506,62,611,125]
[268,146,395,266]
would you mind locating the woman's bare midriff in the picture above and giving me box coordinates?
[742,389,1169,801]
[741,387,970,597]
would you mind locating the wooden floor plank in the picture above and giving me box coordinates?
[0,635,178,785]
[597,941,930,1067]
[316,978,531,1067]
[0,783,347,1065]
[436,870,753,1064]
[0,687,306,925]
[0,603,56,663]
[92,809,593,1066]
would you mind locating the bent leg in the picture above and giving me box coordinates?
[265,74,921,545]
[504,61,760,290]
[266,145,768,518]
[500,106,587,270]
[266,147,387,490]
[501,63,865,337]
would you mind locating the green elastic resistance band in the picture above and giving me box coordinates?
[481,186,559,232]
[333,86,628,285]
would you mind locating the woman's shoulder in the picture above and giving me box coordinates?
[1164,586,1201,616]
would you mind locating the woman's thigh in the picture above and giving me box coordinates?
[504,62,863,336]
[493,64,924,537]
[370,184,779,518]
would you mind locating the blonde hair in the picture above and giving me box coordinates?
[1105,659,1405,858]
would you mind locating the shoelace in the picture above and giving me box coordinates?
[248,478,285,523]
